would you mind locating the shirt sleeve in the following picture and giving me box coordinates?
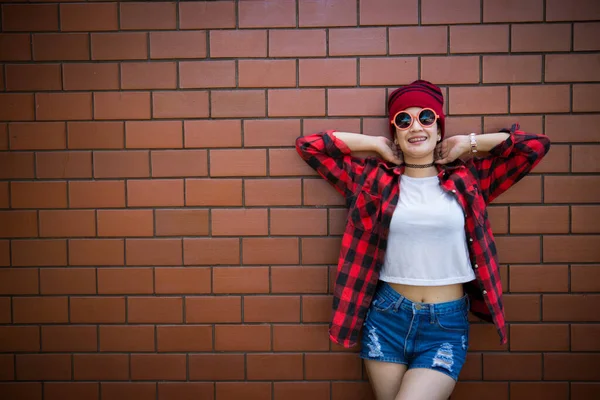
[295,130,371,198]
[473,124,551,204]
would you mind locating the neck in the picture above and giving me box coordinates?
[402,155,437,177]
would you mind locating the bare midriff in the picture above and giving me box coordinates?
[386,282,464,304]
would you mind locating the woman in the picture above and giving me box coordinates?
[295,80,550,400]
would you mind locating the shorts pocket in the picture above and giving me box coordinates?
[371,293,394,313]
[349,191,381,231]
[435,310,469,333]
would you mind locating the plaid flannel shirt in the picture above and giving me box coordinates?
[296,125,551,348]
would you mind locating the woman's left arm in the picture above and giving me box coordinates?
[436,124,551,204]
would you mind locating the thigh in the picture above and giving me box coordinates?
[395,368,455,400]
[364,359,408,400]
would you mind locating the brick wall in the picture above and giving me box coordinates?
[0,0,599,399]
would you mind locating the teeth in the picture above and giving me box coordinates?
[408,137,427,143]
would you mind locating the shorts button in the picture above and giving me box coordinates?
[415,304,422,310]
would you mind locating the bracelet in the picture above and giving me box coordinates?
[469,133,478,154]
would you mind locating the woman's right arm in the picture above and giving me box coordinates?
[296,130,400,198]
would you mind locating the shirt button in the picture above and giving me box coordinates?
[474,264,478,269]
[482,290,487,295]
[451,189,456,193]
[469,238,473,242]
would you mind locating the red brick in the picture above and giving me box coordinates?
[69,239,124,266]
[422,0,480,24]
[94,151,149,178]
[329,88,387,116]
[511,24,571,52]
[451,383,508,400]
[483,55,542,84]
[5,64,61,91]
[125,121,182,149]
[527,142,566,174]
[217,383,271,399]
[185,120,241,148]
[68,121,124,149]
[274,382,329,400]
[120,2,176,30]
[544,294,600,322]
[299,0,356,27]
[496,236,540,264]
[268,89,325,117]
[184,238,240,265]
[186,179,242,207]
[483,353,542,380]
[360,0,417,25]
[213,266,269,294]
[269,148,318,176]
[128,296,183,323]
[0,269,38,295]
[329,208,349,235]
[510,382,568,400]
[449,86,508,115]
[36,93,91,121]
[126,239,182,266]
[153,91,209,118]
[186,296,241,323]
[121,62,176,90]
[16,354,71,381]
[0,152,34,179]
[99,325,155,352]
[269,29,326,57]
[60,3,117,32]
[545,176,600,203]
[422,56,479,84]
[359,57,418,86]
[94,92,150,120]
[97,210,153,237]
[179,61,235,88]
[155,267,210,295]
[572,324,600,351]
[210,30,266,58]
[243,119,300,147]
[0,33,31,61]
[73,354,129,380]
[445,116,482,137]
[8,122,64,150]
[36,152,92,179]
[239,60,297,88]
[573,145,600,173]
[492,175,541,204]
[468,324,507,352]
[40,268,96,295]
[302,295,331,323]
[244,296,301,323]
[42,327,97,352]
[304,179,346,206]
[33,33,89,61]
[189,354,244,380]
[483,0,543,22]
[510,265,568,293]
[11,181,67,209]
[99,383,155,399]
[332,382,374,400]
[0,93,34,121]
[211,90,265,118]
[215,325,271,351]
[451,25,509,53]
[572,206,600,233]
[509,206,568,234]
[3,4,59,32]
[158,383,214,400]
[179,1,235,29]
[544,236,600,263]
[127,180,184,207]
[0,185,7,209]
[546,0,600,21]
[305,353,362,380]
[157,326,212,352]
[0,299,10,324]
[544,354,600,381]
[546,54,600,82]
[239,0,296,28]
[70,297,125,323]
[298,58,355,87]
[244,179,301,206]
[0,124,6,150]
[574,22,600,51]
[13,296,68,323]
[510,324,569,351]
[131,354,186,381]
[247,354,303,380]
[242,238,299,265]
[69,181,125,209]
[329,28,386,56]
[573,84,600,112]
[155,209,209,236]
[302,238,340,264]
[270,209,327,236]
[212,209,268,236]
[98,268,153,295]
[210,149,266,177]
[39,210,95,238]
[150,31,206,59]
[484,116,543,136]
[63,63,119,90]
[0,326,39,352]
[91,33,147,60]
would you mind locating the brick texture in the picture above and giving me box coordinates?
[0,2,596,398]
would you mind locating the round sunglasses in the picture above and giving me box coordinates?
[391,108,439,130]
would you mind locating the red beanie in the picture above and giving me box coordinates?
[387,80,445,139]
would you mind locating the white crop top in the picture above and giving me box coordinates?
[379,174,476,286]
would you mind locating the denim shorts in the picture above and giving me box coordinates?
[359,281,470,381]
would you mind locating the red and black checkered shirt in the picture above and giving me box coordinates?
[296,126,550,348]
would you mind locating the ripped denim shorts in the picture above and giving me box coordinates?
[359,281,470,381]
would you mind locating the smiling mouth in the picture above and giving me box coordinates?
[408,136,428,143]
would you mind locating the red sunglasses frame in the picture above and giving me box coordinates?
[391,108,439,130]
